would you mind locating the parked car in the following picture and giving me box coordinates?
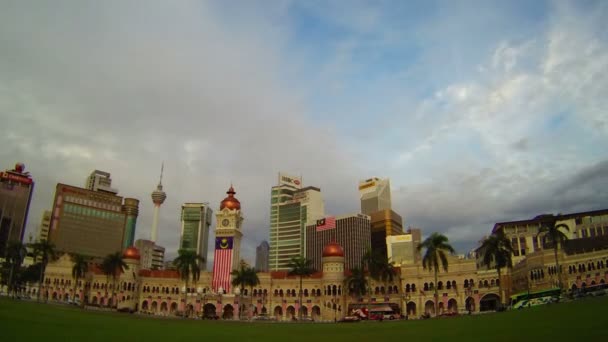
[339,316,361,323]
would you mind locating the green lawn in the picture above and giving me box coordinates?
[1,297,607,341]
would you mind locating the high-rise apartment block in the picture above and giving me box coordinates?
[85,170,118,194]
[269,173,325,271]
[255,240,270,272]
[38,210,52,242]
[135,239,165,270]
[0,163,34,256]
[180,203,212,269]
[305,213,371,272]
[48,183,137,258]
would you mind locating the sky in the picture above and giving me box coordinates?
[1,0,607,264]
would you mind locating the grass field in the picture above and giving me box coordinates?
[1,297,607,341]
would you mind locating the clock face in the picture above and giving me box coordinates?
[222,219,230,227]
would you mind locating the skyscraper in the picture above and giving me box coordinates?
[255,240,270,272]
[305,213,371,272]
[38,210,51,242]
[0,162,34,256]
[48,183,128,258]
[212,186,244,293]
[269,173,325,271]
[179,203,212,269]
[358,177,391,215]
[150,164,167,243]
[135,239,165,270]
[358,177,403,259]
[85,170,118,194]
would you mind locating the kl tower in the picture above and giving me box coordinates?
[150,164,167,242]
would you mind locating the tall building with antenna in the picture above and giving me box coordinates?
[150,164,167,243]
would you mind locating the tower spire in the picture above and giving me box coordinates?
[159,162,164,186]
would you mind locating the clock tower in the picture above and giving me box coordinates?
[212,185,243,294]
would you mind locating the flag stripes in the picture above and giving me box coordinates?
[212,249,233,293]
[316,216,336,231]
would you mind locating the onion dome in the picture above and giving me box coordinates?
[323,241,344,257]
[123,246,141,260]
[14,162,25,173]
[220,185,241,210]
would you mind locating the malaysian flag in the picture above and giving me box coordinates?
[316,216,336,231]
[212,237,233,293]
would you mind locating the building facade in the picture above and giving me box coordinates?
[255,241,270,272]
[0,163,34,256]
[370,209,404,259]
[387,228,421,266]
[48,184,129,258]
[180,203,212,269]
[135,239,165,270]
[305,213,371,272]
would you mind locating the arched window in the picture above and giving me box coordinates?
[411,284,416,292]
[483,280,489,287]
[274,289,278,296]
[279,289,284,297]
[446,281,451,289]
[490,279,495,286]
[429,282,434,290]
[496,279,500,286]
[464,280,469,288]
[304,289,309,297]
[406,284,411,293]
[317,289,321,296]
[438,281,443,290]
[424,283,429,291]
[393,286,398,293]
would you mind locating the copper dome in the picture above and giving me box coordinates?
[220,185,241,210]
[323,241,344,257]
[123,246,141,260]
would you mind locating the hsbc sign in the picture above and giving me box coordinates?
[278,172,302,188]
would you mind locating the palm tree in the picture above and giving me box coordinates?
[364,251,396,294]
[537,215,570,291]
[344,266,368,299]
[30,240,58,302]
[231,265,260,318]
[287,256,315,320]
[173,249,204,318]
[71,254,89,307]
[101,252,127,309]
[5,241,27,297]
[480,231,514,305]
[417,232,455,316]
